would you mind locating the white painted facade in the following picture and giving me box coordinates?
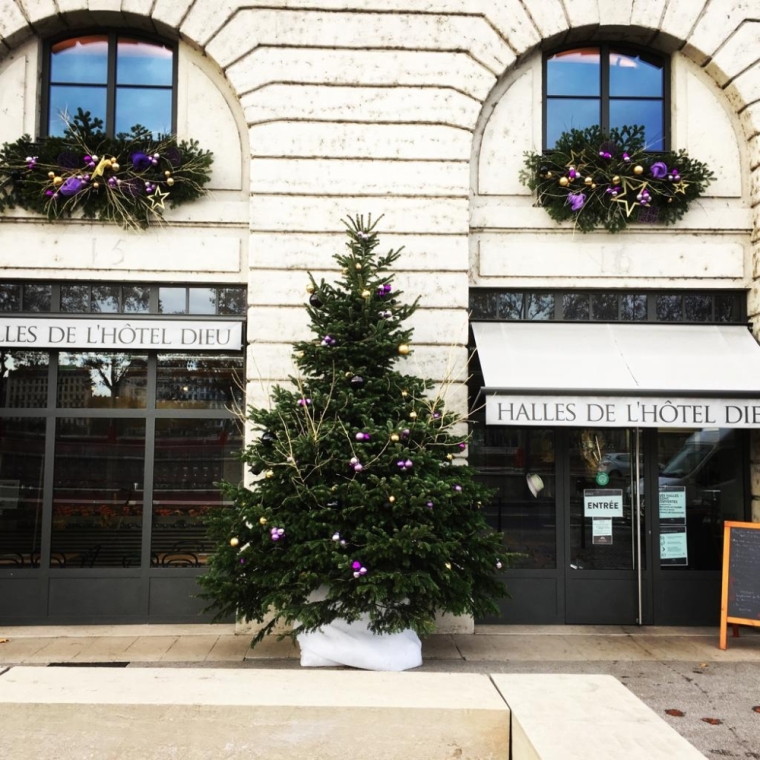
[0,0,759,535]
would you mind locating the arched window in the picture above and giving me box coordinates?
[544,45,667,151]
[43,32,176,137]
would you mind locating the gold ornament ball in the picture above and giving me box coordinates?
[306,284,315,294]
[361,289,371,298]
[111,162,120,171]
[230,537,239,547]
[164,170,172,177]
[166,178,175,186]
[409,411,418,420]
[47,171,55,179]
[355,263,362,270]
[259,517,267,525]
[295,350,304,358]
[53,176,63,186]
[559,177,569,187]
[390,433,400,442]
[389,495,396,503]
[612,175,620,183]
[398,344,411,355]
[591,183,597,189]
[584,176,593,186]
[546,171,553,178]
[341,268,348,275]
[668,197,674,204]
[633,165,644,175]
[264,469,274,479]
[401,390,408,397]
[446,453,454,461]
[445,562,452,570]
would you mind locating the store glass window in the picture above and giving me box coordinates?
[545,45,666,150]
[46,34,174,137]
[0,351,49,408]
[0,417,46,568]
[156,353,244,410]
[57,353,148,409]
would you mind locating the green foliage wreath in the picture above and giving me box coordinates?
[520,124,714,233]
[0,109,213,229]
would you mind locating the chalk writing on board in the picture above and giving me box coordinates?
[727,528,760,621]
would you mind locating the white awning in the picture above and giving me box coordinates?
[471,322,760,428]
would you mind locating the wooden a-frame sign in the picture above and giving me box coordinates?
[719,521,760,650]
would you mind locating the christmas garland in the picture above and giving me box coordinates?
[520,124,714,233]
[0,109,213,229]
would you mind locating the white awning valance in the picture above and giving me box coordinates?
[472,322,760,428]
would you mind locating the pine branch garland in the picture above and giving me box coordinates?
[0,108,213,229]
[520,124,714,233]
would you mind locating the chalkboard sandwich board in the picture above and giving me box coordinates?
[720,521,760,650]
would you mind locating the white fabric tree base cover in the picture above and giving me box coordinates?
[297,615,422,671]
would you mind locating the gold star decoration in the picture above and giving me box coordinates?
[673,180,690,195]
[148,187,169,211]
[611,179,650,217]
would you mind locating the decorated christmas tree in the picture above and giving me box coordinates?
[200,215,507,650]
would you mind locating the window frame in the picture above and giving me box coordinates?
[542,43,671,152]
[41,29,178,139]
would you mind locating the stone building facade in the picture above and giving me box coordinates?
[1,0,759,625]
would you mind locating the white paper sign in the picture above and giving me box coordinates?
[659,487,687,521]
[583,489,624,518]
[660,527,688,565]
[592,518,613,545]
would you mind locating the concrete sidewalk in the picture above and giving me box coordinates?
[1,624,759,760]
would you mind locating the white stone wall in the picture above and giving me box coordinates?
[1,0,760,520]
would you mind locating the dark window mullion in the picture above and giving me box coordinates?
[106,32,118,136]
[600,43,610,133]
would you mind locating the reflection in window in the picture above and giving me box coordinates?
[123,285,151,313]
[47,33,174,137]
[61,284,91,313]
[57,353,148,408]
[0,417,45,568]
[715,294,737,323]
[51,418,145,568]
[685,294,712,322]
[151,418,243,565]
[656,294,682,321]
[23,284,52,312]
[591,294,618,320]
[159,287,186,314]
[91,285,120,313]
[156,354,244,410]
[218,287,247,316]
[527,293,554,320]
[0,283,21,311]
[621,294,647,321]
[473,427,556,569]
[0,351,49,408]
[188,288,217,315]
[563,293,590,320]
[545,45,665,150]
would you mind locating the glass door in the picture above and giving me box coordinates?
[565,428,648,624]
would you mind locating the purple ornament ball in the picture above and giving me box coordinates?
[352,561,361,570]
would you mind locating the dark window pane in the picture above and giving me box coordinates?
[159,287,186,314]
[563,293,590,320]
[609,50,663,97]
[123,285,151,313]
[546,98,600,148]
[494,292,524,320]
[91,285,120,313]
[0,284,21,311]
[57,353,148,409]
[715,294,738,323]
[156,354,245,410]
[546,48,600,96]
[657,294,682,321]
[217,287,247,316]
[621,294,647,321]
[609,99,664,151]
[0,351,49,408]
[591,294,618,321]
[685,294,712,322]
[475,428,556,570]
[0,417,46,568]
[527,293,554,320]
[48,85,107,137]
[22,284,51,312]
[60,285,90,313]
[115,87,172,136]
[469,291,498,319]
[151,418,243,565]
[50,36,108,84]
[188,288,216,315]
[116,38,173,86]
[51,418,145,569]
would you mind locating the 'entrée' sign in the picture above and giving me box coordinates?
[486,394,760,429]
[0,317,243,351]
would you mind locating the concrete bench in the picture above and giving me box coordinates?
[0,666,509,760]
[492,674,706,760]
